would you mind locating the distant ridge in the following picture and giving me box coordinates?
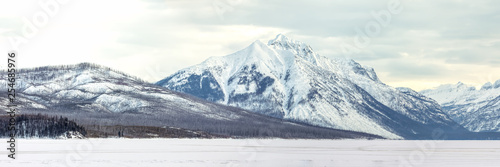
[421,80,500,132]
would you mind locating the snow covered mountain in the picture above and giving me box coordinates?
[157,34,467,139]
[421,80,500,132]
[0,63,381,139]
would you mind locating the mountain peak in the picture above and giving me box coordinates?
[268,34,303,48]
[480,79,500,90]
[455,81,468,88]
[494,79,500,89]
[267,34,319,65]
[456,82,476,91]
[481,82,493,90]
[270,33,292,43]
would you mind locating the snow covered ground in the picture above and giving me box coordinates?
[1,139,499,167]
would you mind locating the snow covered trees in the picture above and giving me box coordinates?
[0,114,87,138]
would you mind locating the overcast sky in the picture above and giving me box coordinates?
[1,0,499,91]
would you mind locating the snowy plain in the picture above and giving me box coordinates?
[1,139,499,167]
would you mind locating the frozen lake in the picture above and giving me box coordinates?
[1,139,499,167]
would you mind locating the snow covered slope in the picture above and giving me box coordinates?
[421,80,500,132]
[157,34,466,139]
[0,63,381,139]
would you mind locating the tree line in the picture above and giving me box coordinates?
[0,114,87,138]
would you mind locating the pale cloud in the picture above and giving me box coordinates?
[0,0,499,91]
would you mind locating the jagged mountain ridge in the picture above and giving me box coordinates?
[0,63,381,139]
[157,34,467,139]
[421,80,500,132]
